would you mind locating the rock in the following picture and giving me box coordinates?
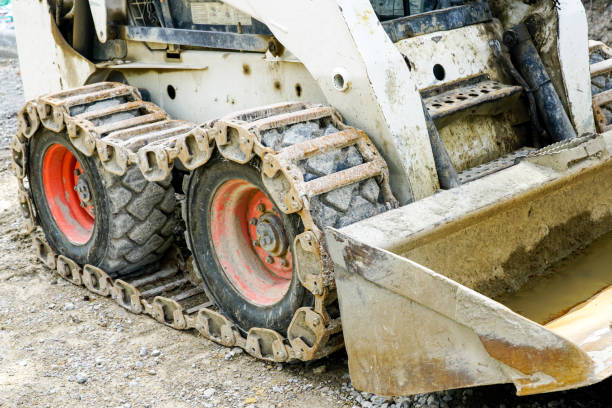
[75,373,88,384]
[371,395,390,405]
[203,388,215,399]
[139,347,148,357]
[63,303,75,311]
[312,365,326,374]
[151,349,161,357]
[224,347,243,360]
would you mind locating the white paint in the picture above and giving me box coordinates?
[395,24,503,90]
[557,0,596,135]
[89,0,108,43]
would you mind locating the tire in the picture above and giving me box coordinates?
[260,121,389,230]
[184,156,311,334]
[28,130,176,276]
[591,51,612,124]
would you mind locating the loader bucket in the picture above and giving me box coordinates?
[325,132,612,397]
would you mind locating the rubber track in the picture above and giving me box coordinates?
[100,166,176,275]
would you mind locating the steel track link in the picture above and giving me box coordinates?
[11,82,397,363]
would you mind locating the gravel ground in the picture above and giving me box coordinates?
[0,30,611,408]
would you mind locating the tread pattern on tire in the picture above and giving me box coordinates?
[260,120,390,231]
[99,162,176,275]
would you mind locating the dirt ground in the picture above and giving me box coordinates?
[0,26,611,408]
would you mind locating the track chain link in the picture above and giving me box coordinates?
[11,83,395,363]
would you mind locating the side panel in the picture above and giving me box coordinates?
[120,42,328,122]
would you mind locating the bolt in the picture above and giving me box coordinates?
[253,240,259,247]
[265,256,274,264]
[280,259,289,267]
[74,169,81,176]
[312,317,321,327]
[256,204,266,213]
[249,217,258,225]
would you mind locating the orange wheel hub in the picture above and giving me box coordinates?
[42,144,95,244]
[210,179,293,306]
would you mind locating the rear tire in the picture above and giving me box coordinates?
[28,130,176,275]
[184,157,311,334]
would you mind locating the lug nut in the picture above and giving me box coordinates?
[253,240,259,247]
[280,259,289,267]
[249,217,258,225]
[256,204,266,213]
[265,256,274,264]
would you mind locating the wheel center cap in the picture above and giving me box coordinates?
[255,213,288,257]
[75,175,92,204]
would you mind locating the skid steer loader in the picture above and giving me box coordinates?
[9,0,612,398]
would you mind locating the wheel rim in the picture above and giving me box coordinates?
[42,144,95,244]
[210,179,293,306]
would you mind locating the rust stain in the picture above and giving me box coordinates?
[479,337,592,393]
